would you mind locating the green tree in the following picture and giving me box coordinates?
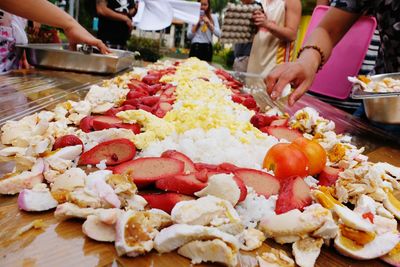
[210,0,236,15]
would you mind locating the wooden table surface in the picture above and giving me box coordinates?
[0,70,398,267]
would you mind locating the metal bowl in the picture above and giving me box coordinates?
[351,72,400,124]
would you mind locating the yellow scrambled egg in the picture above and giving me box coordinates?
[160,57,215,84]
[117,110,175,149]
[164,78,263,142]
[118,58,265,147]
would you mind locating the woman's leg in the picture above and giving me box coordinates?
[205,43,213,62]
[189,43,200,59]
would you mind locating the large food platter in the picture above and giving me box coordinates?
[1,58,400,267]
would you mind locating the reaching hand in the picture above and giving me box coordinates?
[265,60,317,106]
[64,22,110,54]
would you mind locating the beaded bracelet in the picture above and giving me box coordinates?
[297,45,325,72]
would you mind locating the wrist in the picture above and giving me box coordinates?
[124,15,130,23]
[63,16,76,32]
[297,49,321,73]
[264,20,274,30]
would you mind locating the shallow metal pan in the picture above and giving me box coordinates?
[16,43,135,74]
[351,72,400,124]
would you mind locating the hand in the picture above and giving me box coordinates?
[252,10,268,28]
[19,51,30,69]
[202,15,211,26]
[64,22,110,54]
[265,61,317,106]
[124,16,133,31]
[129,7,137,17]
[32,21,41,35]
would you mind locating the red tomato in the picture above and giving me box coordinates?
[263,143,309,180]
[292,137,327,176]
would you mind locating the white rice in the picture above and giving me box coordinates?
[235,187,277,228]
[139,127,279,170]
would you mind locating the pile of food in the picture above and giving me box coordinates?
[349,75,400,93]
[1,58,400,267]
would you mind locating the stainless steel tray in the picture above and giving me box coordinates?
[17,44,135,74]
[350,72,400,124]
[351,72,400,99]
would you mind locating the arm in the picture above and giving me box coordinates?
[265,7,360,105]
[205,16,221,37]
[187,23,198,40]
[128,3,138,17]
[253,0,302,42]
[269,0,302,41]
[0,0,109,53]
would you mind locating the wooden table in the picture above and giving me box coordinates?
[0,70,398,267]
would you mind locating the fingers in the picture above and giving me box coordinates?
[96,39,111,54]
[253,10,263,16]
[87,37,110,54]
[252,13,266,26]
[288,81,309,106]
[265,65,288,96]
[270,71,297,100]
[264,66,284,95]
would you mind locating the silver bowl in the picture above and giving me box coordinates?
[351,73,400,124]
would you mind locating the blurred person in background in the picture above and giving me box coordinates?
[96,0,137,50]
[232,0,262,72]
[247,0,302,76]
[187,0,221,62]
[0,10,28,73]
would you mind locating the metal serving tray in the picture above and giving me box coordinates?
[351,72,400,124]
[17,44,136,74]
[351,72,400,99]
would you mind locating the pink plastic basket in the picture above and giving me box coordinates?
[304,6,377,99]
